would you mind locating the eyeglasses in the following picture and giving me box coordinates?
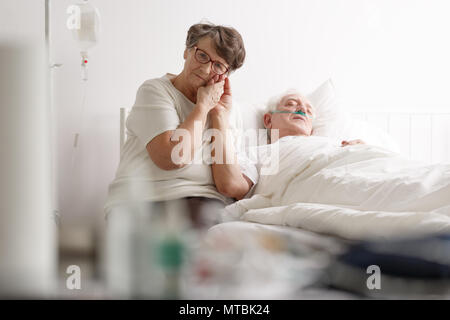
[193,47,229,75]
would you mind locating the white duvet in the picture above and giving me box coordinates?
[224,135,450,240]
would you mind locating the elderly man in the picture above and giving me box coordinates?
[263,89,363,146]
[211,89,364,198]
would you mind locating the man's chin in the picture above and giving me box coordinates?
[294,128,313,137]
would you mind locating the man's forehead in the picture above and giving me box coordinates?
[280,94,305,105]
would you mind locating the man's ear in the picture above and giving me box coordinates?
[263,113,272,129]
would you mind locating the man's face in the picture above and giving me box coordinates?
[264,93,314,139]
[182,36,229,90]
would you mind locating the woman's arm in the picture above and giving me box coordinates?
[210,111,253,200]
[147,80,224,170]
[147,104,209,170]
[209,77,253,200]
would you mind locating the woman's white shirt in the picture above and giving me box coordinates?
[104,73,257,213]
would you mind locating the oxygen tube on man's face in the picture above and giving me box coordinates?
[270,110,309,117]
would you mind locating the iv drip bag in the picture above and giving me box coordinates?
[71,1,101,52]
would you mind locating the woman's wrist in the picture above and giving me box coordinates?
[210,111,230,130]
[194,103,210,116]
[210,105,230,120]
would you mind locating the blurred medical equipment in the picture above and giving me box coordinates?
[105,200,191,299]
[104,198,345,299]
[0,39,57,297]
[66,0,101,172]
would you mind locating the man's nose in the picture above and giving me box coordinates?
[296,105,307,113]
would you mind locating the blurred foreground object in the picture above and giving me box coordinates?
[0,39,56,297]
[324,233,450,298]
[105,200,190,298]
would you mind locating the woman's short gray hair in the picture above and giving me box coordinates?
[186,22,246,73]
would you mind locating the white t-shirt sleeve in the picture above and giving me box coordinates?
[126,81,180,147]
[237,151,259,185]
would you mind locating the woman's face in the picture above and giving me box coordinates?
[182,36,229,90]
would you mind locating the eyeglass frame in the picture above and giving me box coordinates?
[192,46,229,75]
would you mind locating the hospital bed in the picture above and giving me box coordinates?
[113,97,450,299]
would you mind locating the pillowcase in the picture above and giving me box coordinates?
[306,79,344,137]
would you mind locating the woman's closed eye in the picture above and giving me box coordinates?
[198,52,209,60]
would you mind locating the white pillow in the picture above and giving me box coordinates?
[238,101,266,133]
[306,79,344,137]
[236,79,399,152]
[307,79,400,152]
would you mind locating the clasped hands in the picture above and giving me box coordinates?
[196,74,232,117]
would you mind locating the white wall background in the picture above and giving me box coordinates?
[0,1,44,40]
[3,0,450,233]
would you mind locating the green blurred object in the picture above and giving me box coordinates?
[156,236,185,270]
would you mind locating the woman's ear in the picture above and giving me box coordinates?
[183,48,188,60]
[263,113,272,129]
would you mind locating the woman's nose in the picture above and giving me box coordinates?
[199,61,213,75]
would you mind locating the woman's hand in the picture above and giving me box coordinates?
[341,139,365,147]
[210,75,232,117]
[196,77,225,112]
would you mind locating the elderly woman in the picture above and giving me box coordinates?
[105,23,256,227]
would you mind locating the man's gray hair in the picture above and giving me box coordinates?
[265,88,314,114]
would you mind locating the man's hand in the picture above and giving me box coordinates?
[341,139,365,147]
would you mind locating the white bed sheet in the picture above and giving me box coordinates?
[225,136,450,240]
